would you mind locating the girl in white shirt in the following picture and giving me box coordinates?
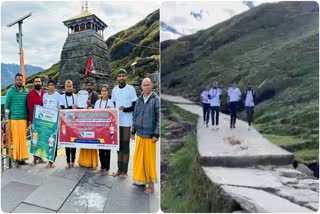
[95,84,114,175]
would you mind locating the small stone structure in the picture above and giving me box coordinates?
[57,4,112,92]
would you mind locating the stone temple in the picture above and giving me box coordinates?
[57,4,112,92]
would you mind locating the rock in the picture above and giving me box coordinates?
[276,186,319,206]
[221,185,313,213]
[278,177,298,185]
[298,179,319,186]
[305,202,319,211]
[274,168,307,178]
[296,164,315,177]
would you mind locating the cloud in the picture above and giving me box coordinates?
[160,1,276,42]
[1,1,159,68]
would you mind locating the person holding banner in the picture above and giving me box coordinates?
[111,69,138,179]
[93,84,114,175]
[27,76,47,166]
[131,78,159,194]
[59,80,78,169]
[78,80,100,169]
[43,79,60,168]
[4,73,29,168]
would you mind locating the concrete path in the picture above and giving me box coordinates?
[162,94,294,167]
[1,140,160,213]
[162,94,318,212]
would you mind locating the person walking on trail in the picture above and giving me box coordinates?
[209,81,222,130]
[94,84,115,175]
[59,80,78,169]
[243,83,255,130]
[111,69,138,179]
[4,73,29,168]
[78,80,100,169]
[131,78,159,194]
[227,81,241,128]
[27,76,47,166]
[200,86,210,127]
[43,79,60,168]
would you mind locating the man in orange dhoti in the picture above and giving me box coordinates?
[4,73,29,168]
[131,78,159,194]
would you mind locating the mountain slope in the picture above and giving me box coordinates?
[106,9,159,81]
[161,2,319,162]
[1,63,43,88]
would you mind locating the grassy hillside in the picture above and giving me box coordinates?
[106,9,159,81]
[161,2,319,162]
[1,9,159,94]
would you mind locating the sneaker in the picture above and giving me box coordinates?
[248,124,251,130]
[206,123,209,127]
[216,125,219,130]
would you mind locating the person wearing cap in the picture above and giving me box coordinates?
[27,76,47,166]
[59,80,78,169]
[131,78,159,194]
[208,81,222,130]
[243,83,256,130]
[4,73,29,168]
[93,84,114,175]
[227,81,241,128]
[111,69,138,179]
[200,86,210,127]
[43,79,60,168]
[78,80,100,169]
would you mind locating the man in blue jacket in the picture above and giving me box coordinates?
[131,78,159,194]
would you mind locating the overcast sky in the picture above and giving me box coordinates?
[161,1,277,41]
[1,1,159,69]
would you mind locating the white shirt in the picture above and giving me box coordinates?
[201,90,210,104]
[245,90,255,107]
[59,93,78,108]
[111,84,138,127]
[94,99,115,109]
[209,88,221,106]
[228,87,241,102]
[43,92,60,110]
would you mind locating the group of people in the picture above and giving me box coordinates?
[200,81,255,129]
[4,68,159,194]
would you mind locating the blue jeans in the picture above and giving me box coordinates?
[210,106,220,125]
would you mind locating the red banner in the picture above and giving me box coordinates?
[58,109,119,150]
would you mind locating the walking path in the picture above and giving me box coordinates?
[162,94,318,212]
[1,140,160,213]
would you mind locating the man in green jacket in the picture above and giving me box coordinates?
[5,73,29,168]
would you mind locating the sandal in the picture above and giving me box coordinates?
[29,159,36,167]
[71,162,77,168]
[112,171,121,177]
[102,169,109,175]
[65,163,71,169]
[38,158,47,164]
[50,163,56,168]
[96,169,104,174]
[15,164,21,168]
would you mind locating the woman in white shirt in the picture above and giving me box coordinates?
[95,84,114,175]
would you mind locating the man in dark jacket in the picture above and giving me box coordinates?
[131,78,159,194]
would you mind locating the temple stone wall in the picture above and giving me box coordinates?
[57,31,112,93]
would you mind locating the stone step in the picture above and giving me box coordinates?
[221,185,313,213]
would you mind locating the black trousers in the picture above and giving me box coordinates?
[117,127,131,174]
[65,147,76,163]
[210,106,220,125]
[229,101,238,127]
[99,149,111,170]
[246,107,254,126]
[202,103,210,124]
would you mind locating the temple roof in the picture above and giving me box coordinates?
[65,9,93,22]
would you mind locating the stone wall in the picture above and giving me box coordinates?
[57,31,112,93]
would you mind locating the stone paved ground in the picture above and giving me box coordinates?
[162,94,318,213]
[1,139,160,213]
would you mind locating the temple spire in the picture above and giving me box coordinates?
[85,1,88,10]
[81,2,84,11]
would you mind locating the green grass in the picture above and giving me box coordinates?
[295,149,319,162]
[161,100,224,213]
